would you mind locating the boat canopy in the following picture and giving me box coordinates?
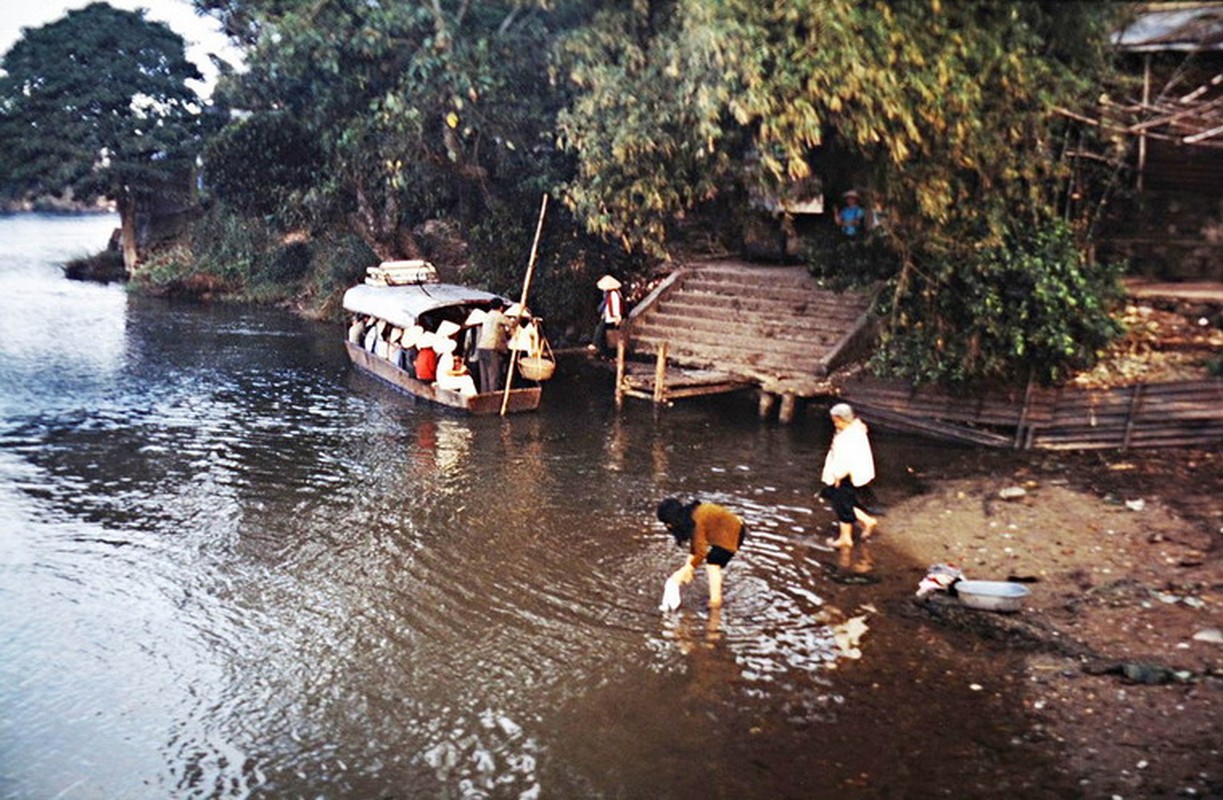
[342,283,505,330]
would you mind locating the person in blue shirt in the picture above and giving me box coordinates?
[836,189,866,236]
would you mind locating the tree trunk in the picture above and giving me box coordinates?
[118,193,139,275]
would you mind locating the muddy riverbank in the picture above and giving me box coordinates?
[863,446,1221,799]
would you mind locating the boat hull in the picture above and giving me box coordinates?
[346,342,541,414]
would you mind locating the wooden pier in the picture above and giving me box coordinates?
[613,341,753,408]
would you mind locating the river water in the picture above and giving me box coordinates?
[0,214,1073,799]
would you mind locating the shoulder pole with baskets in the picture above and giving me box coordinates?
[501,194,550,416]
[518,335,556,381]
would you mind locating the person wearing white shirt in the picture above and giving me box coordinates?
[820,402,878,548]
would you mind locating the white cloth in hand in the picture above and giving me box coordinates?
[659,576,682,612]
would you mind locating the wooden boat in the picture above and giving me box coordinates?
[342,262,542,414]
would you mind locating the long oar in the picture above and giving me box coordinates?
[500,194,549,416]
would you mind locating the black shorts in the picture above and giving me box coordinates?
[823,482,866,524]
[705,524,746,567]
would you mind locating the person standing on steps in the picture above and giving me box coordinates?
[835,189,866,237]
[820,402,878,548]
[592,274,623,357]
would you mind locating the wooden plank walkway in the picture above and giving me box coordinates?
[837,375,1223,451]
[615,343,753,406]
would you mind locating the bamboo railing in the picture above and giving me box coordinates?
[837,376,1223,451]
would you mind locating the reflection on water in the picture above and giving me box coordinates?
[0,215,1067,799]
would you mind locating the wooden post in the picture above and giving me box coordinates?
[758,391,776,420]
[614,337,626,410]
[778,393,797,424]
[1121,383,1145,451]
[653,342,668,405]
[1015,371,1035,449]
[501,194,549,416]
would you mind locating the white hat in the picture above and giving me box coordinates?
[596,275,621,291]
[434,337,456,355]
[436,320,461,339]
[416,331,437,351]
[464,308,488,326]
[829,402,855,420]
[401,324,424,348]
[506,303,530,318]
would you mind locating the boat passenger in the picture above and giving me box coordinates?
[462,308,487,389]
[507,305,540,356]
[414,332,440,382]
[374,328,392,359]
[364,318,385,353]
[435,340,478,396]
[347,315,366,344]
[385,326,404,362]
[476,298,512,394]
[398,325,423,375]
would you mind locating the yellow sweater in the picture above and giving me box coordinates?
[688,503,744,567]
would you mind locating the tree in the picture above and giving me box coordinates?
[557,0,1130,383]
[0,2,207,270]
[208,0,581,260]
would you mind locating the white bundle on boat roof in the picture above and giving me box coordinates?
[365,260,440,286]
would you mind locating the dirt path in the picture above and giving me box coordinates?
[871,447,1221,798]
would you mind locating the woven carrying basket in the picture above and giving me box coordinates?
[517,337,556,381]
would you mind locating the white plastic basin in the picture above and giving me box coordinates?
[955,580,1031,612]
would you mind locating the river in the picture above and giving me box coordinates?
[0,214,1072,799]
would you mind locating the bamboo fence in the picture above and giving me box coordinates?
[838,375,1223,451]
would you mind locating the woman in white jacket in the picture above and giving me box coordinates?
[820,403,878,547]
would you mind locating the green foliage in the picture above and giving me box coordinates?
[465,194,641,344]
[309,233,376,294]
[0,3,207,204]
[203,112,322,219]
[869,223,1125,386]
[804,228,900,291]
[558,0,1128,382]
[187,201,278,286]
[256,242,313,287]
[209,0,582,256]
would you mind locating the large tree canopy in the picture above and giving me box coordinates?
[208,0,581,260]
[557,0,1129,383]
[558,0,1122,256]
[188,0,1131,383]
[0,2,207,265]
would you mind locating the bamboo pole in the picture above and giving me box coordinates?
[653,342,668,405]
[501,194,549,416]
[614,337,626,410]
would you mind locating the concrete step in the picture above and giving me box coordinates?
[656,293,868,324]
[681,264,818,288]
[623,261,874,379]
[632,317,847,350]
[678,277,852,305]
[630,333,829,377]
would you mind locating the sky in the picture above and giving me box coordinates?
[0,0,242,97]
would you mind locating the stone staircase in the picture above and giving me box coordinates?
[626,260,875,388]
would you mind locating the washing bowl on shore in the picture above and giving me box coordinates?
[955,580,1031,612]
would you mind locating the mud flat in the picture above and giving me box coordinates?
[879,447,1221,799]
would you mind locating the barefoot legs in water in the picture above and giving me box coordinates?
[855,507,878,539]
[706,564,724,608]
[828,521,855,548]
[829,513,878,548]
